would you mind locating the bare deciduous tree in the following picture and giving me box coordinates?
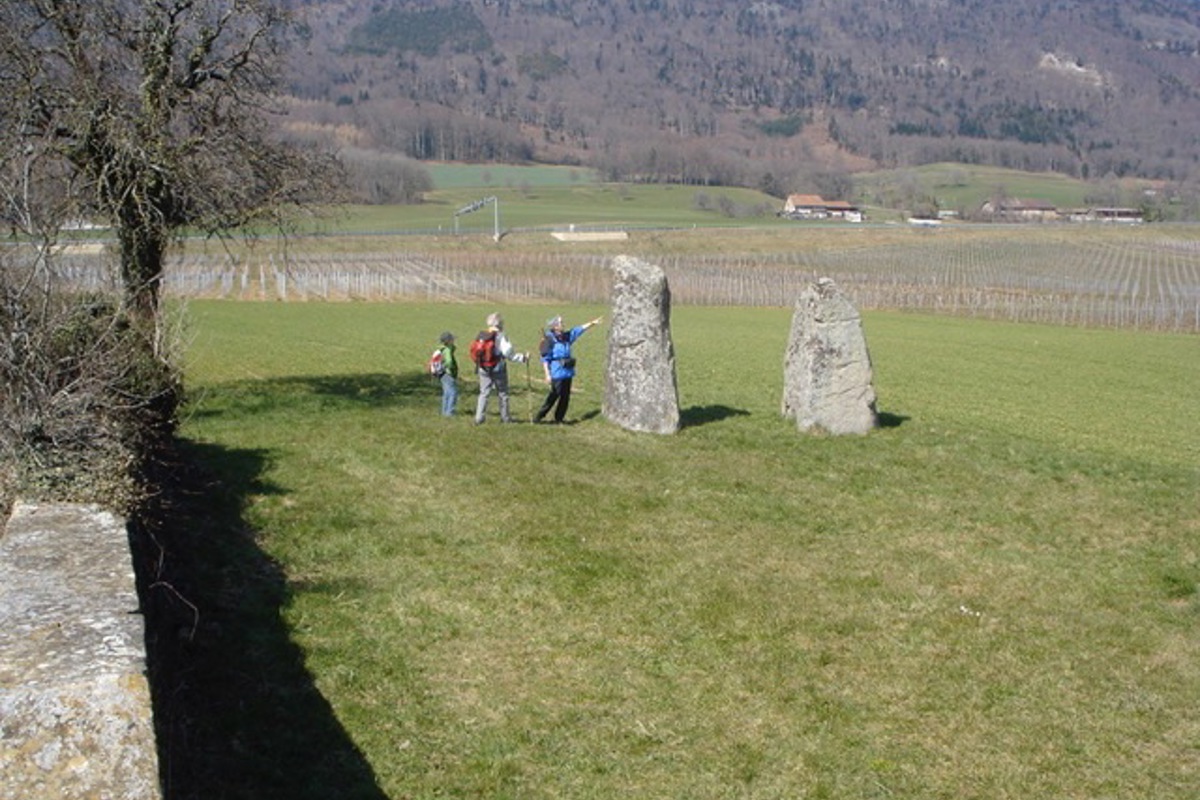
[0,0,344,318]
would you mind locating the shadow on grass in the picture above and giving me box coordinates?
[681,404,751,428]
[677,405,906,431]
[131,438,387,800]
[187,371,443,419]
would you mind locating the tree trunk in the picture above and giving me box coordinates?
[117,220,167,320]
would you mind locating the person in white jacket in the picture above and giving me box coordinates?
[472,312,528,424]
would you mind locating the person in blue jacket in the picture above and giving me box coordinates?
[534,314,602,424]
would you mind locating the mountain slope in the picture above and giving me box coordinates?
[283,0,1200,187]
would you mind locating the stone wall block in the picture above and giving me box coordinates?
[0,502,161,800]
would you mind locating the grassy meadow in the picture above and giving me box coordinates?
[168,298,1200,799]
[312,182,784,236]
[300,161,1168,236]
[422,163,601,189]
[852,162,1165,217]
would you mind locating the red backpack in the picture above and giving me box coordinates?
[469,330,502,370]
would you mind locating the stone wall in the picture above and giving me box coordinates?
[0,502,161,800]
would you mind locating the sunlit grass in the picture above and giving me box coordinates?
[300,183,786,235]
[181,300,1200,799]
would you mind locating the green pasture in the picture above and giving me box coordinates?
[424,162,601,190]
[313,182,786,235]
[302,161,1169,236]
[853,162,1160,215]
[173,300,1199,799]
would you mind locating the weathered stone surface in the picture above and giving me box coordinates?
[782,278,878,435]
[603,255,681,434]
[0,502,160,800]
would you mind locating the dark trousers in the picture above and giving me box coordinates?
[535,377,573,423]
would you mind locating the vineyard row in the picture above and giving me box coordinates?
[44,234,1200,332]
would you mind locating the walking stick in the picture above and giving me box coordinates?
[524,356,533,422]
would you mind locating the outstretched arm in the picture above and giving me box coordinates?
[498,332,528,363]
[573,317,603,339]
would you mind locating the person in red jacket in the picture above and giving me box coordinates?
[471,312,528,424]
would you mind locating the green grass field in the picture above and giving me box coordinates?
[311,182,786,235]
[305,161,1168,235]
[424,162,601,190]
[852,162,1162,216]
[169,299,1200,799]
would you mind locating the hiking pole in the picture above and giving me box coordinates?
[524,355,534,422]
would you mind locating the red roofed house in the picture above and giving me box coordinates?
[781,194,863,222]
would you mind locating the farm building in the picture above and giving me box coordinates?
[980,199,1145,223]
[781,194,863,222]
[979,198,1060,221]
[1064,207,1144,223]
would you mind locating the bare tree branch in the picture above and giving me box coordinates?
[1,0,344,318]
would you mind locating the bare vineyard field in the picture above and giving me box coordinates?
[49,223,1200,331]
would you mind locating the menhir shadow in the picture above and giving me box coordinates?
[131,438,387,800]
[876,410,910,428]
[680,404,751,428]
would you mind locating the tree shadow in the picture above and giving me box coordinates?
[680,404,752,428]
[186,371,442,420]
[131,438,387,800]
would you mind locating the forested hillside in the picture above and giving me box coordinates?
[281,0,1200,196]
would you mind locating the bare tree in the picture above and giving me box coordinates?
[0,0,343,319]
[339,148,433,205]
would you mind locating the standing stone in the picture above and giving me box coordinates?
[782,278,877,435]
[603,255,680,434]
